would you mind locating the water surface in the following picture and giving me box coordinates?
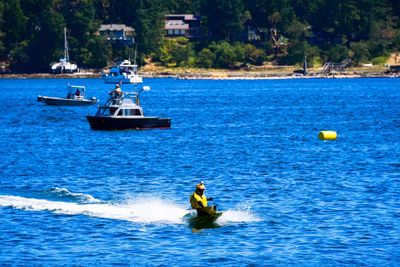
[0,77,399,265]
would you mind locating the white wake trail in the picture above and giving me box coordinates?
[0,195,261,225]
[0,195,189,224]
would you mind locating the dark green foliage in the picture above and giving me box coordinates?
[9,41,29,72]
[350,41,370,65]
[157,37,194,67]
[197,48,215,68]
[26,7,65,72]
[84,35,111,68]
[244,44,266,65]
[0,0,399,71]
[209,41,238,68]
[3,0,26,55]
[0,1,5,57]
[323,45,349,63]
[200,0,245,41]
[164,0,201,13]
[135,0,165,55]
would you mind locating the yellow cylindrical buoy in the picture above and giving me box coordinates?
[318,131,337,140]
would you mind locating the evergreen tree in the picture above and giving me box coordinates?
[201,0,245,42]
[164,0,201,13]
[0,0,5,59]
[135,0,165,56]
[13,0,63,72]
[0,0,399,71]
[60,0,100,66]
[3,0,26,53]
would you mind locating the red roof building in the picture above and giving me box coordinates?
[165,14,201,38]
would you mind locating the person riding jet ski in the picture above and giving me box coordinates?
[190,182,216,216]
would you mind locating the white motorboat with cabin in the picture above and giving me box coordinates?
[101,59,143,84]
[86,85,170,130]
[37,85,98,106]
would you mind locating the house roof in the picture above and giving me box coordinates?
[99,24,134,32]
[165,14,200,21]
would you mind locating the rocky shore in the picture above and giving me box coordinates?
[0,65,397,80]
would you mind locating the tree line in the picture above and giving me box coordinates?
[0,0,399,72]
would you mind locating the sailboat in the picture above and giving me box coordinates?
[50,27,78,74]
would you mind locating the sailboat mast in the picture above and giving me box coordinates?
[64,27,69,62]
[134,44,137,65]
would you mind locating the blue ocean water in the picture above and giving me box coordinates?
[0,77,399,266]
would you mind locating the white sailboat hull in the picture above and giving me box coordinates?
[51,62,78,73]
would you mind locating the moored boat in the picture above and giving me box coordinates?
[86,85,171,130]
[50,27,78,74]
[37,85,98,106]
[101,60,143,84]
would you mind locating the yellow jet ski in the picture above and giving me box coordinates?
[186,206,222,229]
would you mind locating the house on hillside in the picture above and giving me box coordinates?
[99,24,135,45]
[242,18,263,43]
[164,14,201,38]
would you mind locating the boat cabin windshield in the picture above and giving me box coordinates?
[117,108,142,116]
[67,85,86,99]
[96,107,142,116]
[96,107,118,116]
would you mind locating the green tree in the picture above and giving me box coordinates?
[92,0,111,22]
[164,0,201,13]
[323,44,349,62]
[209,41,238,68]
[201,0,245,41]
[61,0,100,66]
[0,0,5,58]
[3,0,26,53]
[135,0,165,56]
[244,0,295,32]
[27,7,65,72]
[196,48,215,68]
[350,41,370,65]
[157,37,194,67]
[13,0,64,72]
[280,20,311,65]
[85,35,111,67]
[9,40,29,72]
[244,44,266,65]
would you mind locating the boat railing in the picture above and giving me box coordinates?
[105,92,133,106]
[105,87,149,106]
[122,92,139,99]
[105,96,123,106]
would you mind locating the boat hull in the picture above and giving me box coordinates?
[102,75,143,84]
[37,96,97,106]
[185,207,222,230]
[86,116,171,130]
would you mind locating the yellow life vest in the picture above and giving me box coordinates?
[190,192,207,209]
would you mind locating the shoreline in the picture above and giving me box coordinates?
[0,66,397,80]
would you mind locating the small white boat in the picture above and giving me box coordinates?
[50,27,78,74]
[101,60,143,84]
[38,85,98,106]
